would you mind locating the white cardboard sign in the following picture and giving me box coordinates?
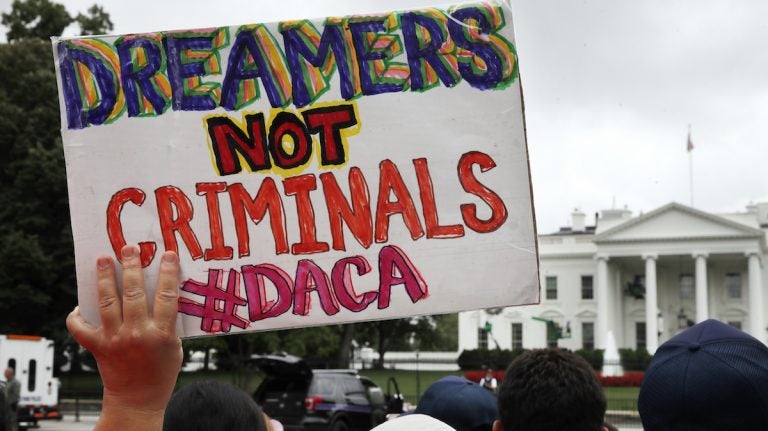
[53,1,539,337]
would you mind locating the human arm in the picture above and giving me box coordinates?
[66,245,183,431]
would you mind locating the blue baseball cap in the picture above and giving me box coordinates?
[415,376,498,431]
[638,319,768,430]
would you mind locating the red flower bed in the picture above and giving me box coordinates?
[464,370,505,383]
[596,371,645,387]
[464,370,644,387]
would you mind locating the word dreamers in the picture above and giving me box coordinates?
[178,245,427,333]
[105,152,507,268]
[57,2,517,130]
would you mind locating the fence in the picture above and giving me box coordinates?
[59,389,103,422]
[605,397,642,429]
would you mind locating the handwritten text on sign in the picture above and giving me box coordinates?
[54,1,540,337]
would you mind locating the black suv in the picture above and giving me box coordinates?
[251,354,403,431]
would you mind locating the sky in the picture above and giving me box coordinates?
[2,0,767,234]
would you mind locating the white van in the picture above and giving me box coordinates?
[0,335,62,429]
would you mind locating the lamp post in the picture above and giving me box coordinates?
[415,350,420,404]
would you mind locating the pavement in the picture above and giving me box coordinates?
[31,414,644,431]
[35,414,98,431]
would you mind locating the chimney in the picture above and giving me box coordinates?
[572,208,586,232]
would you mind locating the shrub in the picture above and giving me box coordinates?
[619,348,652,371]
[575,349,604,371]
[457,348,527,370]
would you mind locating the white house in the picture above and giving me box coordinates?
[459,202,768,354]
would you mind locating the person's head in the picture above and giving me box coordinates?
[495,348,606,431]
[371,414,456,431]
[4,368,13,380]
[638,319,768,430]
[415,375,498,431]
[163,380,274,431]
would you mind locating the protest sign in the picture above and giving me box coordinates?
[53,1,539,337]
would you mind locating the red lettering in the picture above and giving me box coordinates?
[284,174,330,254]
[293,259,340,316]
[302,104,357,165]
[332,256,377,312]
[413,158,465,239]
[269,111,312,169]
[228,180,289,256]
[155,186,203,260]
[242,264,293,321]
[377,245,428,309]
[196,182,233,261]
[206,114,270,175]
[458,151,508,233]
[374,159,424,243]
[106,188,157,267]
[320,168,373,251]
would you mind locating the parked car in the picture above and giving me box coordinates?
[251,354,403,431]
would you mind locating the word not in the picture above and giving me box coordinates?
[56,2,517,129]
[106,151,507,267]
[207,102,358,175]
[178,245,427,333]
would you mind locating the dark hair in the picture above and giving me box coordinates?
[497,348,606,431]
[163,380,268,431]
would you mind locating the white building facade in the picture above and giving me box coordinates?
[459,202,768,354]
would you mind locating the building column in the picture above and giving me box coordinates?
[643,253,659,354]
[747,252,764,342]
[595,254,610,349]
[693,252,709,323]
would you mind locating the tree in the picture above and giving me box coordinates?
[1,0,72,41]
[354,314,459,368]
[0,37,76,369]
[75,5,113,35]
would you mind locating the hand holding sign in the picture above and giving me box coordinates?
[66,246,182,431]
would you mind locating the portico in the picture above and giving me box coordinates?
[593,203,766,351]
[457,202,768,354]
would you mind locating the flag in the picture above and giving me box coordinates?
[687,129,694,152]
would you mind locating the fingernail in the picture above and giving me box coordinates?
[161,251,178,264]
[97,257,111,269]
[122,246,137,259]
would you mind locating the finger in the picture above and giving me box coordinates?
[66,307,99,352]
[120,245,149,326]
[96,255,122,335]
[152,251,181,333]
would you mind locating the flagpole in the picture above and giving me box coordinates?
[688,125,694,207]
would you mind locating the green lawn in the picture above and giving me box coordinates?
[604,386,640,399]
[358,369,462,403]
[59,369,641,406]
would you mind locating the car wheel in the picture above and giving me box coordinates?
[330,419,350,431]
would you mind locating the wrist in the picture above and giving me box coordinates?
[98,392,167,431]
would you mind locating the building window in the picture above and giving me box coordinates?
[546,322,558,348]
[680,274,694,300]
[582,322,595,350]
[511,323,523,350]
[636,322,646,350]
[726,273,742,299]
[477,327,489,350]
[581,275,594,300]
[545,276,558,300]
[727,321,742,330]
